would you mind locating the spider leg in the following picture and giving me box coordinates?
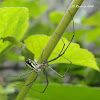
[25,68,48,93]
[42,32,65,65]
[55,32,65,55]
[41,68,49,93]
[48,53,72,78]
[6,64,34,79]
[10,62,36,78]
[12,70,34,78]
[44,9,75,64]
[11,62,38,85]
[43,32,66,64]
[14,68,48,93]
[10,62,39,78]
[13,71,38,86]
[29,68,48,93]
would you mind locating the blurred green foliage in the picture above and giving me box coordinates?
[26,84,100,100]
[1,0,48,18]
[0,0,100,100]
[83,12,100,26]
[0,84,15,100]
[49,11,64,24]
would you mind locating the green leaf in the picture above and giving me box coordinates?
[24,35,99,71]
[0,7,29,53]
[0,85,15,94]
[23,23,52,40]
[83,11,100,26]
[63,29,89,41]
[49,11,64,24]
[1,0,48,18]
[7,52,24,61]
[85,27,100,42]
[27,84,100,100]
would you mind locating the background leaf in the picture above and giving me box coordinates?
[1,0,48,18]
[83,12,100,26]
[49,11,64,24]
[27,84,100,100]
[86,28,100,42]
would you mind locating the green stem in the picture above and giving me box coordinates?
[16,0,84,100]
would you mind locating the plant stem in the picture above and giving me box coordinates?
[16,0,84,100]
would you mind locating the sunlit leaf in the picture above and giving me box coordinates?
[0,7,29,53]
[24,35,99,71]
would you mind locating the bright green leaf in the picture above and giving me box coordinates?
[24,35,99,71]
[0,7,29,53]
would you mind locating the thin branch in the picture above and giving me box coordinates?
[15,0,84,100]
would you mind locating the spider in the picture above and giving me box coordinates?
[12,10,75,93]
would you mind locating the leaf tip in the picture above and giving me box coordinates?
[95,66,100,71]
[98,67,100,72]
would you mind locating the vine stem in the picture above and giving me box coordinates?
[16,0,84,100]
